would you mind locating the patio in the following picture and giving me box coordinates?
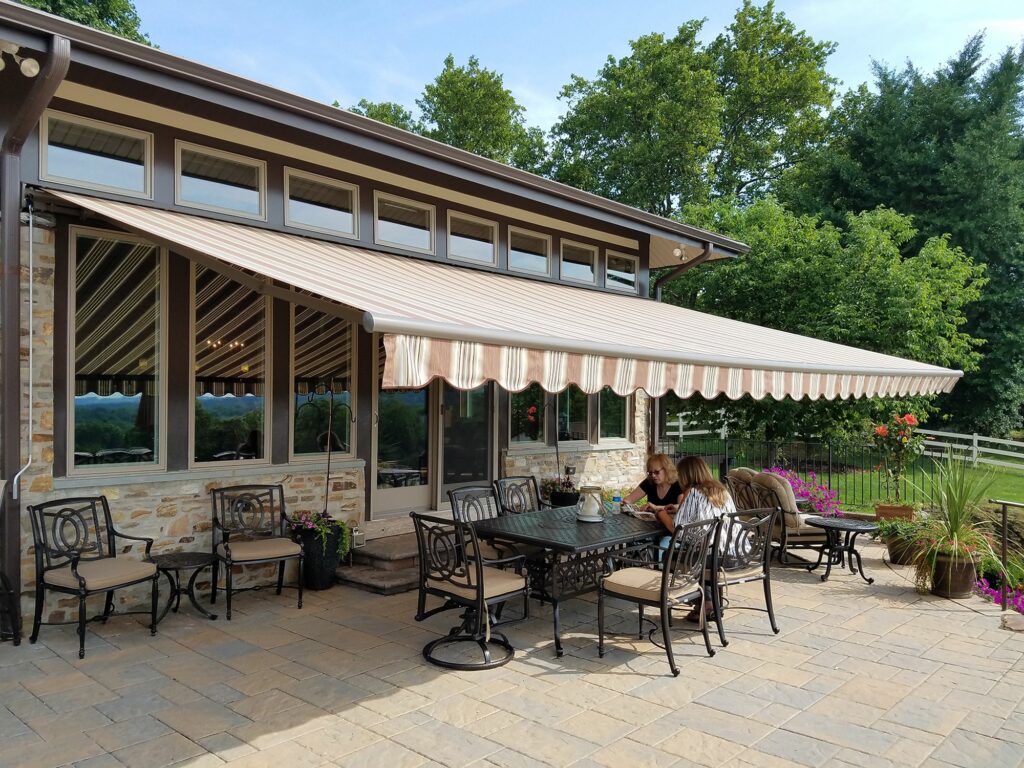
[1,540,1022,768]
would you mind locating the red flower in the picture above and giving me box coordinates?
[903,413,918,426]
[874,425,888,437]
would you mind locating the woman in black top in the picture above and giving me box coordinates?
[622,453,683,513]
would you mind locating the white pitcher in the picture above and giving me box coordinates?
[577,485,603,520]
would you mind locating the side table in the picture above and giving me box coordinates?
[804,517,879,584]
[150,552,218,623]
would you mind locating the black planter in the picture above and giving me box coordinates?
[550,491,580,508]
[297,525,342,590]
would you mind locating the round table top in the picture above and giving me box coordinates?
[149,551,217,570]
[804,516,878,533]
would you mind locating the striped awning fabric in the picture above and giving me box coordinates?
[49,191,962,401]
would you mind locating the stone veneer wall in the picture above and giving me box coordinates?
[11,224,365,622]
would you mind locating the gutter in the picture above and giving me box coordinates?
[653,241,719,302]
[0,32,69,618]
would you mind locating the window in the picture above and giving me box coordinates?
[556,385,588,442]
[510,383,545,444]
[292,307,354,458]
[599,387,629,440]
[448,211,497,265]
[41,110,152,197]
[374,192,434,253]
[176,141,266,219]
[70,230,162,470]
[285,168,358,238]
[606,251,639,293]
[508,227,550,275]
[192,266,269,463]
[561,240,597,284]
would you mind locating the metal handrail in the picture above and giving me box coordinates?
[989,499,1024,612]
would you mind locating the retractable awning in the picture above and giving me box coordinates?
[48,190,962,400]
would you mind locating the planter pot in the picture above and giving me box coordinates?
[884,535,918,566]
[296,525,342,591]
[550,491,581,508]
[875,504,915,521]
[930,553,977,599]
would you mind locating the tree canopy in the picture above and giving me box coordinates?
[19,0,150,44]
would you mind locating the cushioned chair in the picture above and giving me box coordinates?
[750,472,828,564]
[27,496,159,658]
[210,484,303,620]
[493,476,548,516]
[726,467,761,511]
[411,511,529,670]
[598,517,720,676]
[708,507,780,647]
[448,486,524,566]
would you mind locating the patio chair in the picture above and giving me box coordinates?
[27,496,159,659]
[750,472,827,565]
[493,475,549,516]
[411,511,529,670]
[726,467,760,511]
[708,507,780,647]
[598,516,720,676]
[210,484,303,620]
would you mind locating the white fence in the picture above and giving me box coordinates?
[919,429,1024,469]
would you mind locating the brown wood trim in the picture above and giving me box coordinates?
[52,220,69,478]
[165,253,190,470]
[271,299,290,464]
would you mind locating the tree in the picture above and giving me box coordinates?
[19,0,150,44]
[548,1,835,215]
[780,36,1024,435]
[661,198,986,440]
[347,99,421,133]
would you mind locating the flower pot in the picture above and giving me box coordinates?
[875,503,914,521]
[296,525,342,590]
[550,490,580,508]
[930,553,977,599]
[884,535,917,566]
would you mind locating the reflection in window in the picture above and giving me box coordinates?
[449,213,496,264]
[561,242,597,283]
[286,170,356,236]
[72,232,160,468]
[557,385,588,442]
[193,266,267,462]
[178,143,263,216]
[375,194,432,252]
[293,307,353,456]
[510,383,545,443]
[509,228,549,274]
[44,112,150,195]
[599,387,628,440]
[606,252,638,292]
[377,389,429,488]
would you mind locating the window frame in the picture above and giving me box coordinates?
[373,191,436,255]
[188,262,273,468]
[508,384,547,449]
[597,387,634,444]
[67,226,168,476]
[507,225,552,277]
[40,109,154,199]
[288,305,358,463]
[447,210,498,266]
[174,140,267,221]
[555,385,591,447]
[605,250,640,294]
[283,167,360,240]
[560,239,599,285]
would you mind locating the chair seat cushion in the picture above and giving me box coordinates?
[45,558,157,591]
[427,566,526,601]
[602,567,699,603]
[707,563,764,582]
[217,538,301,562]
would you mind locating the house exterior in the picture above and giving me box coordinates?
[0,3,959,623]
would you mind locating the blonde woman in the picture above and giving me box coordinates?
[622,453,682,514]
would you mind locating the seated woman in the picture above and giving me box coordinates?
[654,455,737,622]
[621,453,682,514]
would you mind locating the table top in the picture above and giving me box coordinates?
[473,506,663,554]
[805,516,878,533]
[149,551,218,569]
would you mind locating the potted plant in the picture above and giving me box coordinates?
[913,453,994,599]
[875,517,922,566]
[542,466,579,507]
[288,511,351,590]
[871,412,924,520]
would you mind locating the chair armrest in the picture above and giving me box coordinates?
[112,530,154,557]
[480,551,527,570]
[66,551,86,589]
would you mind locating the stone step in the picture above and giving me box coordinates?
[336,564,419,595]
[351,533,418,572]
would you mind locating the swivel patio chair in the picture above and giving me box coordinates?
[210,484,303,620]
[750,472,828,565]
[708,507,780,647]
[411,511,529,670]
[726,467,761,511]
[598,516,720,676]
[27,496,159,658]
[493,475,548,516]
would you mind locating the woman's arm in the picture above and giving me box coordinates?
[622,486,646,506]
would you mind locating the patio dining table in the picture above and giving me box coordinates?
[473,505,663,656]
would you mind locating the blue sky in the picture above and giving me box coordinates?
[132,0,1023,130]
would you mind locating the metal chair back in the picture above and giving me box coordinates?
[411,512,484,605]
[493,476,542,515]
[210,484,287,542]
[663,516,719,602]
[448,486,501,524]
[28,496,115,572]
[714,507,777,574]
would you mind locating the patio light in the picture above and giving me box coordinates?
[0,40,40,77]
